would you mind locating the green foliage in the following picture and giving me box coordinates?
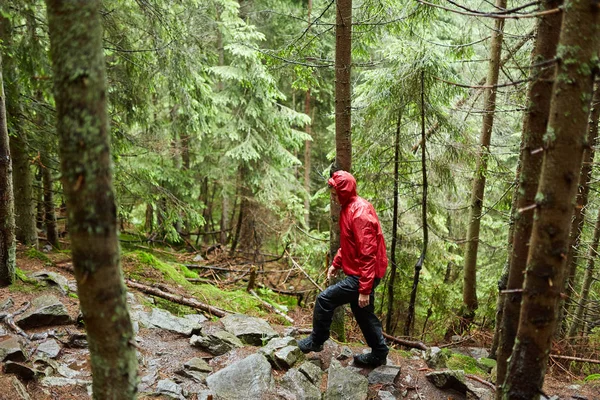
[446,353,488,377]
[584,374,600,382]
[24,248,52,265]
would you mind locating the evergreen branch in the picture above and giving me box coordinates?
[415,0,562,19]
[434,76,530,89]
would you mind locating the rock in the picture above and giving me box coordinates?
[280,368,322,400]
[184,357,212,373]
[324,359,368,400]
[4,361,38,380]
[193,254,204,262]
[298,361,323,385]
[196,390,213,400]
[177,369,208,384]
[0,297,13,311]
[424,346,448,369]
[378,391,396,400]
[337,346,353,360]
[571,395,588,400]
[143,308,203,336]
[0,337,27,362]
[0,326,7,337]
[259,336,297,359]
[35,339,61,359]
[425,370,467,393]
[184,313,208,325]
[29,271,70,295]
[274,345,303,369]
[368,365,401,385]
[41,377,92,387]
[57,363,80,379]
[221,314,278,346]
[190,329,244,355]
[476,357,496,373]
[466,385,494,400]
[15,295,71,329]
[454,347,489,360]
[155,379,186,400]
[451,335,462,342]
[206,353,274,399]
[11,376,32,400]
[283,327,298,337]
[568,384,582,391]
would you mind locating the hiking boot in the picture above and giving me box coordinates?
[353,352,387,368]
[297,337,323,354]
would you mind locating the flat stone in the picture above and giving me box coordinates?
[184,357,212,373]
[378,391,396,400]
[298,361,323,385]
[0,337,26,362]
[190,330,244,355]
[4,361,38,380]
[143,308,203,336]
[41,376,92,387]
[324,359,368,400]
[368,365,401,385]
[184,313,208,325]
[281,368,321,400]
[11,376,32,400]
[424,346,448,369]
[29,271,70,294]
[36,339,61,359]
[467,385,494,400]
[274,345,303,369]
[259,336,297,359]
[337,346,353,360]
[156,379,186,400]
[177,368,208,384]
[15,295,71,329]
[426,370,467,393]
[221,314,278,345]
[206,353,273,399]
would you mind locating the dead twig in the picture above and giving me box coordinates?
[382,332,428,350]
[248,289,295,324]
[466,374,496,390]
[285,250,323,292]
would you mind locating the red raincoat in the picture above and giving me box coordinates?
[328,171,388,294]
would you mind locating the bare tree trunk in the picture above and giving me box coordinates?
[462,0,507,323]
[45,1,138,398]
[561,82,600,335]
[41,152,59,249]
[567,85,600,339]
[0,15,37,248]
[0,51,15,287]
[303,0,313,228]
[386,109,402,334]
[329,0,353,342]
[145,203,153,233]
[494,2,562,390]
[504,1,600,397]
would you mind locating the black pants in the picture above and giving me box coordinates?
[310,275,388,357]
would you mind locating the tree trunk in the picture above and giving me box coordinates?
[303,0,313,228]
[405,71,428,337]
[0,15,37,248]
[561,82,600,335]
[495,2,562,390]
[45,1,138,398]
[567,85,600,339]
[42,152,59,249]
[504,1,600,397]
[462,0,506,322]
[145,203,153,233]
[386,109,402,334]
[0,51,16,287]
[329,0,353,342]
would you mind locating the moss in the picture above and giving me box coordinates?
[584,374,600,382]
[68,292,79,299]
[25,248,53,265]
[153,297,195,316]
[446,353,488,377]
[179,265,199,279]
[10,269,42,293]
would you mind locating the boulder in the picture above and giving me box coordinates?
[29,271,70,295]
[425,370,468,393]
[221,314,278,346]
[190,330,244,355]
[206,353,274,399]
[184,357,212,373]
[476,357,496,374]
[336,346,353,360]
[143,308,203,336]
[259,336,297,359]
[280,368,322,400]
[4,361,38,380]
[323,359,368,400]
[0,337,26,362]
[368,365,401,385]
[155,379,186,400]
[274,345,303,369]
[298,361,323,386]
[424,346,448,369]
[15,295,71,329]
[453,347,489,360]
[35,339,61,359]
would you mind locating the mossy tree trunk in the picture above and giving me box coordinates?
[0,52,16,287]
[303,0,313,228]
[0,15,37,248]
[503,1,600,397]
[461,0,506,324]
[45,1,138,398]
[494,1,562,391]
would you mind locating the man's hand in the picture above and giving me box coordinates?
[358,293,370,308]
[327,265,338,280]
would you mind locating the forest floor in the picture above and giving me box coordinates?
[1,243,599,399]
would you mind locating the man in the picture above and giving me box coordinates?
[298,170,389,367]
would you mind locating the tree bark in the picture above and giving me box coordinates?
[503,1,600,397]
[462,0,507,321]
[45,1,138,398]
[0,51,15,287]
[567,85,600,339]
[495,2,562,390]
[41,152,59,249]
[303,0,313,228]
[0,15,37,248]
[561,82,600,335]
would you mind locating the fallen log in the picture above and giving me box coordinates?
[249,289,295,324]
[382,332,428,351]
[549,354,600,365]
[125,279,229,318]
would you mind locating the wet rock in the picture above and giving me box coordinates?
[190,329,244,355]
[4,361,38,380]
[221,314,278,346]
[156,379,186,400]
[337,346,353,360]
[425,370,467,393]
[298,361,323,385]
[424,346,448,369]
[0,337,26,362]
[35,339,61,359]
[476,357,496,373]
[206,353,274,399]
[274,345,303,369]
[368,365,401,385]
[378,391,396,400]
[324,359,368,400]
[15,295,71,329]
[280,368,322,400]
[259,336,297,359]
[29,271,70,295]
[141,308,204,336]
[0,297,13,311]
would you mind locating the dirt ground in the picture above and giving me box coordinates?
[1,245,599,400]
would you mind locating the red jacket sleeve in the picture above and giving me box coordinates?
[353,209,378,295]
[332,248,342,269]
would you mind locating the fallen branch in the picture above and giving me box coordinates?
[1,302,32,341]
[285,250,323,292]
[466,374,495,390]
[549,354,600,365]
[382,332,428,350]
[125,279,229,318]
[249,289,295,324]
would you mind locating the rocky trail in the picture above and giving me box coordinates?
[0,250,598,400]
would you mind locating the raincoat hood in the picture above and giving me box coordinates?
[328,171,357,206]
